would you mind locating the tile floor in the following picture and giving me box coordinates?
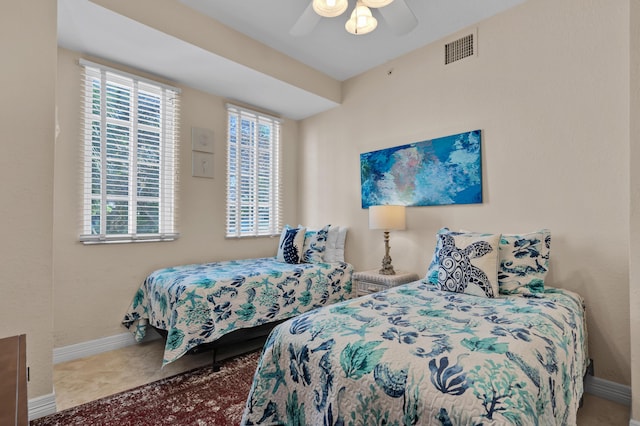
[52,337,263,411]
[52,339,631,425]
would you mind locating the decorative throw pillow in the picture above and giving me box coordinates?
[301,224,330,263]
[276,225,306,264]
[435,231,500,298]
[498,229,551,296]
[425,228,450,284]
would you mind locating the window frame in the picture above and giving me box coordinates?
[79,59,180,244]
[225,103,282,238]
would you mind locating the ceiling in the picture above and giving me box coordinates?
[180,0,526,81]
[57,0,526,120]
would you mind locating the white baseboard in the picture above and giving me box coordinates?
[630,420,640,426]
[53,330,160,364]
[584,375,631,406]
[29,392,56,420]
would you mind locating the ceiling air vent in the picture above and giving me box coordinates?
[445,33,475,65]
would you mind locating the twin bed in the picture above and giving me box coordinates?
[122,225,352,365]
[240,281,587,425]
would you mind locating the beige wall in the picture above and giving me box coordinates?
[300,0,632,387]
[53,49,300,346]
[0,3,56,398]
[630,0,639,420]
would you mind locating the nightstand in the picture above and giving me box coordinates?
[354,270,419,297]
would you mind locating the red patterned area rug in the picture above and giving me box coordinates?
[31,350,261,426]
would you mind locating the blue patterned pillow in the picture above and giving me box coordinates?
[276,225,306,264]
[498,229,551,296]
[425,228,450,284]
[301,225,330,263]
[435,231,500,298]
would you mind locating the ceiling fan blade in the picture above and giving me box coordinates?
[290,3,322,37]
[378,0,418,36]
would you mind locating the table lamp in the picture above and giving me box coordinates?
[369,205,406,275]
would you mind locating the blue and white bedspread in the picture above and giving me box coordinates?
[241,280,587,425]
[122,257,353,365]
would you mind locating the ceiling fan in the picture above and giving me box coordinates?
[290,0,418,37]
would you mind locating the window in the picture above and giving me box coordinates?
[80,59,180,243]
[226,104,281,238]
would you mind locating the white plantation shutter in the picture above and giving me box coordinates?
[79,59,180,243]
[226,104,282,238]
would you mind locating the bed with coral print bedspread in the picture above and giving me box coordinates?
[241,280,587,426]
[122,257,353,365]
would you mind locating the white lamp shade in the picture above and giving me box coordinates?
[345,1,377,35]
[361,0,394,8]
[369,205,406,230]
[313,0,348,18]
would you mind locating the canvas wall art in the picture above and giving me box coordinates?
[360,130,483,208]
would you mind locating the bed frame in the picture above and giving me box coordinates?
[581,358,594,407]
[153,320,285,371]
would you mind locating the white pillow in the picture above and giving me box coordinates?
[324,226,348,263]
[334,227,348,262]
[323,225,340,262]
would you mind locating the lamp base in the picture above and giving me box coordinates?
[379,231,396,275]
[379,264,396,275]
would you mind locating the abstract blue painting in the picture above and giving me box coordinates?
[360,130,483,208]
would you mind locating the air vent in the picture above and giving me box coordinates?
[445,33,474,65]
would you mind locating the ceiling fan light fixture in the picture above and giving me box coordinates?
[345,2,378,35]
[312,0,349,18]
[361,0,394,8]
